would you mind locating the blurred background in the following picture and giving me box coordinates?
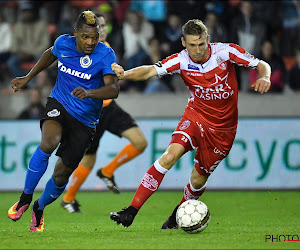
[0,0,299,191]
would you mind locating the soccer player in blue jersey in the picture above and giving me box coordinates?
[8,10,119,232]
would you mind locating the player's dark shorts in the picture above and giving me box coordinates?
[86,100,137,154]
[41,97,95,170]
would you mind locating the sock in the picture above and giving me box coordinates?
[38,177,68,210]
[179,180,207,205]
[24,146,51,194]
[63,164,91,202]
[130,160,168,210]
[102,144,143,177]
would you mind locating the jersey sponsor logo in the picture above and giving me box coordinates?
[80,55,92,68]
[193,73,234,100]
[186,72,203,76]
[188,64,200,70]
[58,61,91,80]
[47,109,60,117]
[179,120,191,130]
[155,61,162,67]
[216,56,227,70]
[141,173,159,191]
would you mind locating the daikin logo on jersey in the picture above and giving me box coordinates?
[57,61,92,80]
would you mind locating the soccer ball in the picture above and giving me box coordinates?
[176,200,210,234]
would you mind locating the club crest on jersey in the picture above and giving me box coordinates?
[188,64,199,70]
[216,56,227,70]
[80,55,92,68]
[179,120,191,130]
[47,109,60,117]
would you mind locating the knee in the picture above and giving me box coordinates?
[159,151,177,167]
[40,135,61,154]
[133,138,148,152]
[53,167,73,187]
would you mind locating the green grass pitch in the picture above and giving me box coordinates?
[1,191,299,249]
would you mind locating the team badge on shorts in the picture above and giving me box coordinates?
[179,120,191,130]
[47,109,60,117]
[216,56,227,70]
[80,55,92,68]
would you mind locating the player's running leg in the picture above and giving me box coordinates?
[61,154,95,213]
[110,143,184,227]
[30,158,71,232]
[8,120,61,221]
[98,127,147,194]
[161,167,208,229]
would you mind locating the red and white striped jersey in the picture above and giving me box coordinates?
[154,43,260,129]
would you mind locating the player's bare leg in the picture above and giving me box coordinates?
[110,143,184,227]
[98,127,147,193]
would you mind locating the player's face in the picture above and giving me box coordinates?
[182,34,209,62]
[97,16,108,42]
[74,24,100,54]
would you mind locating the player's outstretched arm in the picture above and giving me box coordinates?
[72,74,119,99]
[11,47,57,92]
[250,60,271,94]
[111,63,158,81]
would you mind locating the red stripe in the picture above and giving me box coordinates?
[161,53,179,64]
[166,63,180,73]
[229,43,246,53]
[270,240,300,243]
[229,52,250,66]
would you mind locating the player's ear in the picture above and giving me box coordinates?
[73,28,77,37]
[181,37,186,48]
[207,34,210,43]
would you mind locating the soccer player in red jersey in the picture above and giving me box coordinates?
[110,19,271,229]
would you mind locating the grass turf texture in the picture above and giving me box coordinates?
[1,191,299,249]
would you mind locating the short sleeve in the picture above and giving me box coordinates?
[101,49,117,76]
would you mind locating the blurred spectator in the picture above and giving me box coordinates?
[161,13,183,55]
[231,0,266,91]
[143,38,174,94]
[97,2,124,62]
[231,0,266,56]
[123,10,154,70]
[122,9,154,92]
[0,8,12,85]
[288,46,300,92]
[204,11,228,43]
[130,0,167,40]
[167,0,205,23]
[249,40,285,93]
[17,87,45,119]
[280,0,300,56]
[56,2,80,37]
[110,0,131,23]
[7,2,50,81]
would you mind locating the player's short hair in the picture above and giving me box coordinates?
[182,19,208,40]
[75,10,100,31]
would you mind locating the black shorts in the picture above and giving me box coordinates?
[86,100,137,154]
[41,97,95,170]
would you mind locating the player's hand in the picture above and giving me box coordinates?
[11,77,29,92]
[250,76,271,94]
[111,63,124,80]
[72,87,89,99]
